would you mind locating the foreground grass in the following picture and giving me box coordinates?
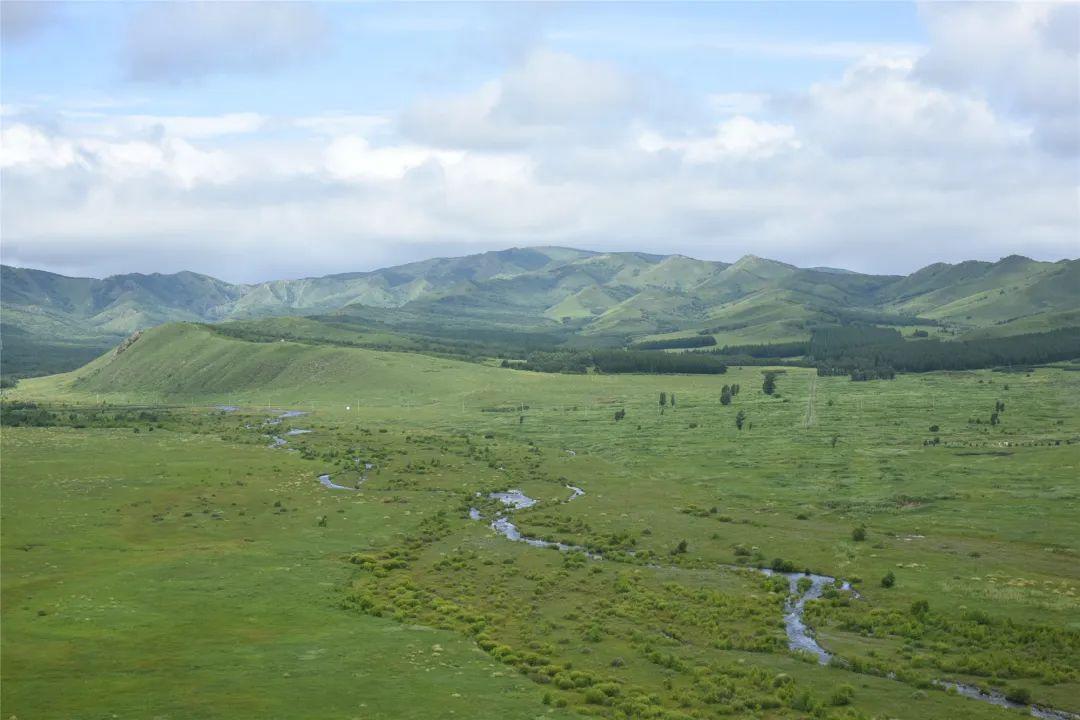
[1,428,578,720]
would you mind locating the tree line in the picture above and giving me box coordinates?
[516,349,728,375]
[698,326,1080,379]
[808,326,1080,376]
[630,335,717,350]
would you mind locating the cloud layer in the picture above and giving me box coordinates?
[1,3,1076,282]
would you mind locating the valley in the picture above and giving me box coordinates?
[3,326,1078,719]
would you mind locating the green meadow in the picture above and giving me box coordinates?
[3,324,1078,719]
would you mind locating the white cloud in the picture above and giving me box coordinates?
[0,124,80,169]
[1,121,241,188]
[401,50,641,149]
[323,136,463,182]
[791,56,1027,156]
[916,2,1079,154]
[639,116,799,162]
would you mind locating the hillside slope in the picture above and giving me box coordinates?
[4,250,1077,378]
[15,323,534,407]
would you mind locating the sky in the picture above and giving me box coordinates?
[1,1,1077,283]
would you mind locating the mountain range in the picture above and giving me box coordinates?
[3,248,1078,378]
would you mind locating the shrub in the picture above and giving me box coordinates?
[881,571,896,588]
[1005,686,1032,705]
[829,684,855,706]
[789,689,816,711]
[584,687,607,705]
[771,558,796,573]
[852,526,867,542]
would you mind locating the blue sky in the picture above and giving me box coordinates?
[4,3,925,117]
[1,2,1076,281]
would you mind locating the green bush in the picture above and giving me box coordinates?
[829,684,855,706]
[1005,686,1031,705]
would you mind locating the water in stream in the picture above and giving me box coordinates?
[757,568,843,663]
[465,487,1077,719]
[935,682,1078,720]
[318,474,356,491]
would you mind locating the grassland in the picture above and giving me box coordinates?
[1,426,580,719]
[3,324,1078,719]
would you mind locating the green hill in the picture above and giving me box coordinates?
[16,322,532,407]
[4,250,1077,379]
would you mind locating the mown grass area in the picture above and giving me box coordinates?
[4,326,1079,718]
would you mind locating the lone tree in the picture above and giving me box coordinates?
[659,392,667,408]
[881,571,896,588]
[670,393,676,407]
[614,409,626,422]
[720,385,732,405]
[762,372,778,395]
[735,410,746,430]
[852,525,867,542]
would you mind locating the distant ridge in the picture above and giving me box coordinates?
[3,248,1077,378]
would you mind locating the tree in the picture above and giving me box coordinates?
[990,411,1000,426]
[735,410,746,430]
[670,393,676,407]
[659,392,667,408]
[614,409,626,422]
[851,525,866,542]
[762,372,777,395]
[881,571,896,588]
[673,539,688,554]
[720,385,732,406]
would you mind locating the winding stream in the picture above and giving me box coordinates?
[934,682,1077,720]
[464,486,1077,719]
[252,408,1076,720]
[318,474,357,491]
